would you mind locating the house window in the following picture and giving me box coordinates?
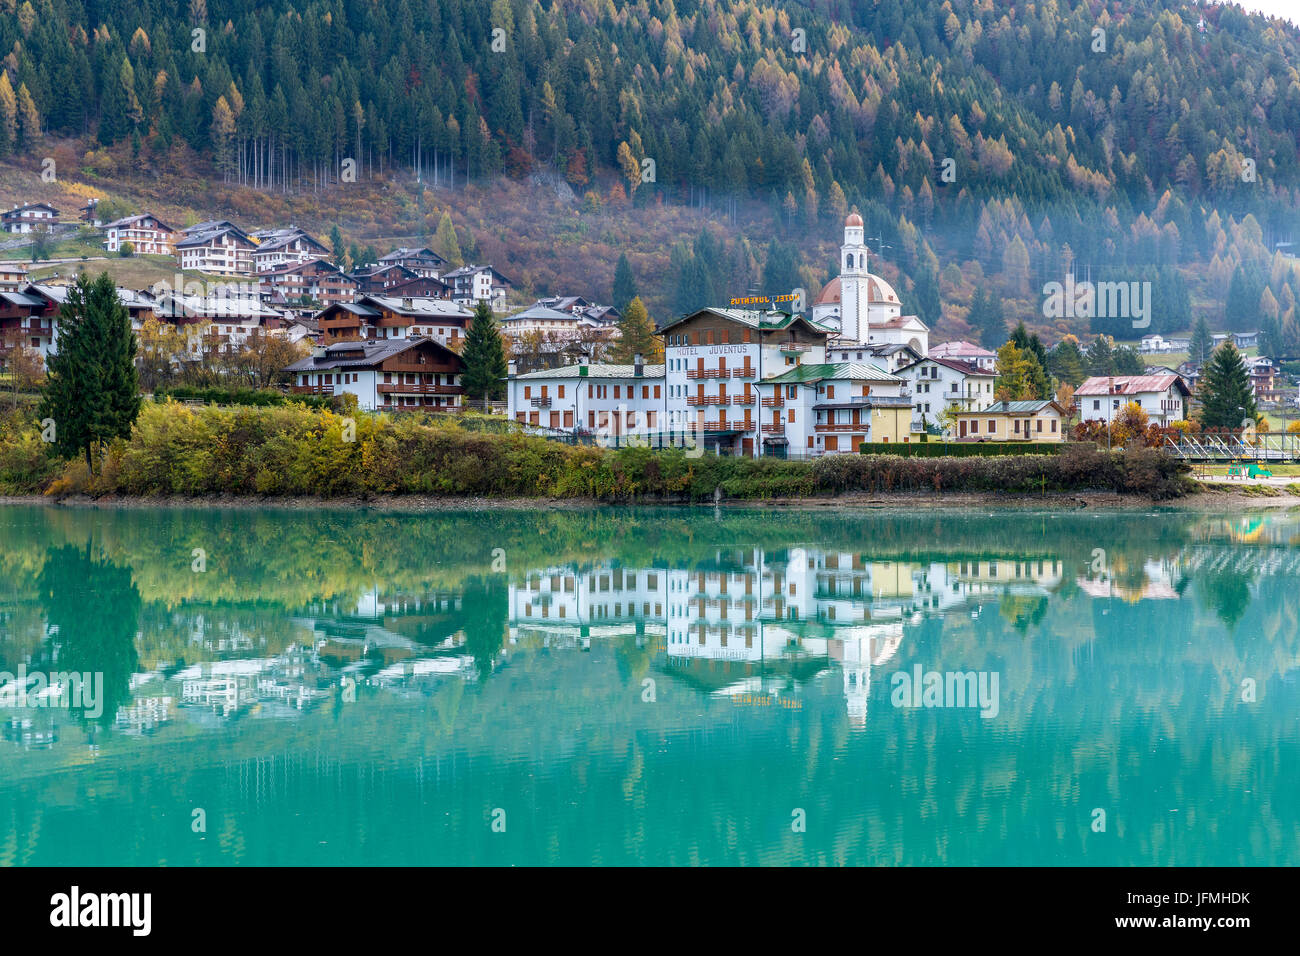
[988,420,996,432]
[558,385,565,398]
[524,386,531,399]
[1036,419,1043,432]
[827,385,835,399]
[1014,420,1021,433]
[971,420,978,434]
[1051,420,1058,432]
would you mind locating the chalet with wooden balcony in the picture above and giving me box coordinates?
[657,307,835,457]
[250,227,330,272]
[315,294,473,349]
[0,283,156,362]
[2,202,59,234]
[378,247,447,278]
[177,222,258,275]
[350,263,422,295]
[285,337,466,412]
[103,213,178,255]
[260,259,359,307]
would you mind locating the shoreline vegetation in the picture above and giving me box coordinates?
[0,400,1199,504]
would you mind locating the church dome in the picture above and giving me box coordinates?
[815,274,900,306]
[814,276,841,305]
[845,212,863,227]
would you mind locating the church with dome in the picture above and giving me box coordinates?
[811,212,930,357]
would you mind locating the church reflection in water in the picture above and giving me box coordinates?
[507,547,1070,726]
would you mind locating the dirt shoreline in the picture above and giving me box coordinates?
[1,484,1293,512]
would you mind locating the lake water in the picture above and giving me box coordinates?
[0,504,1296,866]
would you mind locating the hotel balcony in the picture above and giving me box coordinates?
[378,383,462,395]
[761,396,784,407]
[686,367,739,380]
[686,395,725,406]
[761,423,785,434]
[730,368,755,378]
[730,395,754,405]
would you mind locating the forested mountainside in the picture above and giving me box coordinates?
[5,0,1300,344]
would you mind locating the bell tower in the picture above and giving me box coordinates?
[839,210,868,342]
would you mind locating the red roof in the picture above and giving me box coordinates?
[1075,374,1189,396]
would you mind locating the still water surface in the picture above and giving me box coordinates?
[0,504,1296,865]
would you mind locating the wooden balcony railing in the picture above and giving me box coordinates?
[528,396,552,407]
[378,383,461,395]
[761,423,785,434]
[686,367,731,380]
[761,396,783,407]
[291,384,332,394]
[686,395,725,406]
[814,422,863,432]
[730,368,754,378]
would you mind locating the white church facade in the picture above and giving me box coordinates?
[812,212,930,357]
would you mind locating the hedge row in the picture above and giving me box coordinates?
[856,441,1086,457]
[152,386,334,410]
[0,402,1195,500]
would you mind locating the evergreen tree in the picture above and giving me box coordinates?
[1086,335,1117,376]
[460,300,508,402]
[1188,314,1214,366]
[1197,340,1257,429]
[612,253,637,314]
[1048,336,1087,386]
[911,262,941,328]
[39,272,141,471]
[330,225,345,267]
[612,296,661,362]
[968,286,1006,349]
[1114,345,1145,376]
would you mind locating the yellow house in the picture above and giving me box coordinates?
[954,400,1065,442]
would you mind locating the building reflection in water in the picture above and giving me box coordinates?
[8,539,1230,748]
[508,547,1066,726]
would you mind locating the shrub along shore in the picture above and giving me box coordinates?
[0,401,1196,501]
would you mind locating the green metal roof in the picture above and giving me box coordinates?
[758,362,900,385]
[970,400,1060,414]
[656,307,836,335]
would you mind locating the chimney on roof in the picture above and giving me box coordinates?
[402,297,413,310]
[579,353,590,366]
[507,359,517,378]
[634,353,644,376]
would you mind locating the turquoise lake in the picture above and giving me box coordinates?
[0,504,1296,866]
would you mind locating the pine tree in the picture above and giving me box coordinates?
[1189,314,1214,366]
[39,272,141,471]
[460,300,507,402]
[968,286,1006,349]
[1086,335,1117,376]
[612,253,637,314]
[1048,336,1087,386]
[612,296,660,362]
[1197,340,1256,429]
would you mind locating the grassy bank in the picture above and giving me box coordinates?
[0,401,1196,501]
